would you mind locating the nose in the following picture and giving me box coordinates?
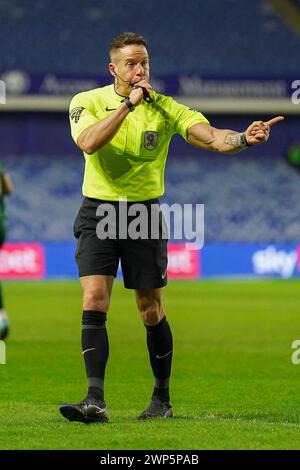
[135,63,144,76]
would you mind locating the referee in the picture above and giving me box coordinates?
[59,32,284,424]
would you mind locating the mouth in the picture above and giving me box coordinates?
[132,77,145,84]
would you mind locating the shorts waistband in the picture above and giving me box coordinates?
[83,197,160,205]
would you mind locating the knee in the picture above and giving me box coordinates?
[83,288,110,312]
[138,299,164,326]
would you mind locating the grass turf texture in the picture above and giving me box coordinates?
[1,279,300,450]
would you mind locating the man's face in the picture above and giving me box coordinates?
[109,44,150,85]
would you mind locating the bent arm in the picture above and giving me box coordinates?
[75,82,147,155]
[77,103,130,155]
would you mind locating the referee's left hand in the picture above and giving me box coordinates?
[245,116,284,145]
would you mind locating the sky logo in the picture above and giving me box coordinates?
[252,246,298,279]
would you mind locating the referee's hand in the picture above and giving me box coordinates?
[245,116,284,146]
[129,80,153,106]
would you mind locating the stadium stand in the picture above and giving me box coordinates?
[2,151,300,243]
[0,0,299,244]
[0,0,299,75]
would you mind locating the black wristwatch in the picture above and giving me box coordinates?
[123,97,135,112]
[242,132,252,147]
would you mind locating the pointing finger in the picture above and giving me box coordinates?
[265,116,285,127]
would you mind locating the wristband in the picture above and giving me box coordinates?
[123,97,135,112]
[242,132,252,147]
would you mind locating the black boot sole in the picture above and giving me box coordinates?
[59,404,108,424]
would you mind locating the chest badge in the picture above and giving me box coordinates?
[144,131,158,150]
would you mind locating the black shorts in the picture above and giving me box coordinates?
[73,197,168,289]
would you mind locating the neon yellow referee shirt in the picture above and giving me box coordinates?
[69,84,209,202]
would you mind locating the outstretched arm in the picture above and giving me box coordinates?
[187,116,284,154]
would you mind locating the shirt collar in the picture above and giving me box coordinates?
[112,83,128,100]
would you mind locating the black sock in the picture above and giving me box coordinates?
[145,316,173,403]
[81,310,109,404]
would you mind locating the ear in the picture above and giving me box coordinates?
[108,63,116,78]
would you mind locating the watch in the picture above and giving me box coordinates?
[123,97,135,112]
[242,132,252,147]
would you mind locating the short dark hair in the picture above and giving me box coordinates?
[109,32,148,58]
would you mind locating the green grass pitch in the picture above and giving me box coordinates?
[1,279,300,450]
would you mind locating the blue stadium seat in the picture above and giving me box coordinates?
[0,0,299,75]
[3,152,300,243]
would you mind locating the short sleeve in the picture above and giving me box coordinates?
[163,95,210,142]
[69,92,99,144]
